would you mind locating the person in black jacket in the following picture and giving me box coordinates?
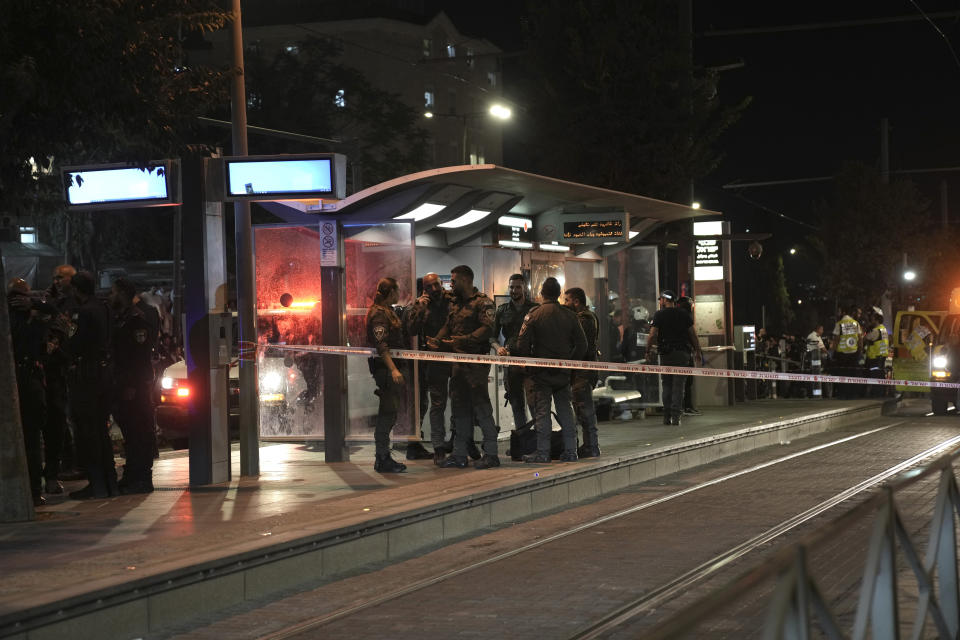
[67,271,118,499]
[564,287,601,457]
[515,277,587,463]
[647,290,702,426]
[111,277,158,494]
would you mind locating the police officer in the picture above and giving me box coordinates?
[406,272,453,464]
[563,287,601,457]
[367,277,408,473]
[493,273,539,430]
[863,307,890,397]
[46,264,81,481]
[110,277,157,493]
[67,271,118,499]
[646,290,702,426]
[830,303,861,399]
[8,279,49,505]
[516,277,587,463]
[428,265,500,469]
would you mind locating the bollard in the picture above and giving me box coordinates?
[811,355,822,398]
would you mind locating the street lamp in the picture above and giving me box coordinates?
[903,269,917,282]
[424,104,512,165]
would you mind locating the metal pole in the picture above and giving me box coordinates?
[229,0,259,476]
[172,205,182,345]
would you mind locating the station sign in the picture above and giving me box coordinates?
[497,215,533,245]
[562,218,624,240]
[223,153,346,201]
[62,160,180,210]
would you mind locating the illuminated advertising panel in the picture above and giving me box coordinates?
[62,161,179,210]
[224,154,346,201]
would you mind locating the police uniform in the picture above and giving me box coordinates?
[112,305,157,492]
[9,293,49,504]
[405,292,453,450]
[68,296,117,499]
[832,314,861,398]
[571,307,601,457]
[367,302,407,458]
[863,320,889,396]
[493,298,539,429]
[433,287,499,460]
[516,301,587,460]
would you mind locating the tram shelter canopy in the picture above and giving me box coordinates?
[261,164,717,256]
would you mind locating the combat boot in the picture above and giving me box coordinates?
[474,454,501,469]
[406,441,432,460]
[522,452,550,463]
[374,454,407,473]
[467,440,482,460]
[433,450,447,466]
[440,455,468,469]
[559,450,579,462]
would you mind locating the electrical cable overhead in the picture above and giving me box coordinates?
[908,0,960,75]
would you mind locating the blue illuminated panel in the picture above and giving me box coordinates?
[226,158,333,198]
[65,166,170,206]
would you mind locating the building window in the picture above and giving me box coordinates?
[447,43,456,58]
[424,88,435,109]
[20,226,37,244]
[334,89,346,108]
[487,71,497,87]
[466,47,475,68]
[422,38,432,58]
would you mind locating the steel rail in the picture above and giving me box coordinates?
[627,434,960,640]
[258,423,900,640]
[568,431,960,639]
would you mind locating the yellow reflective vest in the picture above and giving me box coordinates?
[835,315,860,354]
[865,323,889,359]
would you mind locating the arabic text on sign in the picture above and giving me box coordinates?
[562,219,624,239]
[695,239,721,266]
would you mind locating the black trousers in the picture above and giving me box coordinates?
[114,382,156,482]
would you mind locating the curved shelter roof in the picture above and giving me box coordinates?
[264,164,717,256]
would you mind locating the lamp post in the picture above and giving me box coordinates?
[425,104,512,165]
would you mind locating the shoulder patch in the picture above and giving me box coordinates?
[485,307,495,322]
[373,324,387,341]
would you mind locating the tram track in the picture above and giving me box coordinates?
[247,421,960,640]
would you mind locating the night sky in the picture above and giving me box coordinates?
[431,1,960,324]
[434,1,960,234]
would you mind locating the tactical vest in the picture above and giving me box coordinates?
[836,315,860,354]
[865,323,889,359]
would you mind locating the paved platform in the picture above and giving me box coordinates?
[0,398,887,640]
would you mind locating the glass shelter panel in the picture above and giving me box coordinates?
[253,225,326,440]
[606,246,661,407]
[343,223,417,441]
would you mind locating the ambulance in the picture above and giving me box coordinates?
[929,288,960,415]
[891,309,945,394]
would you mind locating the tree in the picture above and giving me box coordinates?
[243,36,428,191]
[515,0,748,202]
[0,0,233,267]
[814,162,930,308]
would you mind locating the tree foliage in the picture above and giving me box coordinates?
[814,162,930,307]
[0,0,233,267]
[517,0,748,201]
[244,36,428,191]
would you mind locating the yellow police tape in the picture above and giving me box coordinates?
[256,344,960,391]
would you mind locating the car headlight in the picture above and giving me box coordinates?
[161,376,175,390]
[933,355,949,370]
[260,370,283,393]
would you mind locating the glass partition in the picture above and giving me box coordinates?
[606,245,661,407]
[343,223,417,442]
[253,224,325,440]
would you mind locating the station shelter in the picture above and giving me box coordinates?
[249,164,715,447]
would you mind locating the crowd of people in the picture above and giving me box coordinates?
[8,264,178,505]
[366,267,703,474]
[755,304,890,399]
